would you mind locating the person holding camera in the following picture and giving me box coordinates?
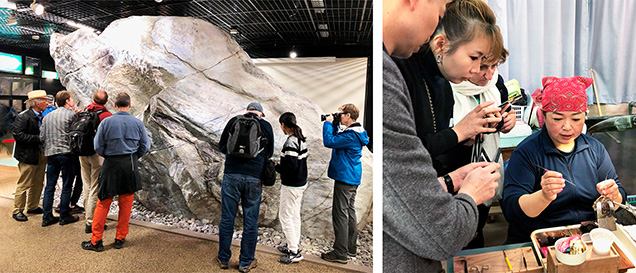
[320,103,369,264]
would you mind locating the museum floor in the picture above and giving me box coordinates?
[0,162,369,273]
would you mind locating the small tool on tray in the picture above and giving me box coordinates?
[469,264,489,273]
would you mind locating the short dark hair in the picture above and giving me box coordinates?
[339,103,360,121]
[115,92,131,108]
[93,89,108,105]
[55,91,71,107]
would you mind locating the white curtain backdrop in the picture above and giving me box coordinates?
[253,57,368,125]
[487,0,636,104]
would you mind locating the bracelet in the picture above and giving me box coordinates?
[443,174,454,193]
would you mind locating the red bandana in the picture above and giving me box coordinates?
[533,76,592,112]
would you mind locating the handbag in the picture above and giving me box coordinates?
[261,158,276,186]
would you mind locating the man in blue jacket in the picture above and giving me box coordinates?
[321,103,369,264]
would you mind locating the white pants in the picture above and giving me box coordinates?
[80,153,103,224]
[279,185,305,253]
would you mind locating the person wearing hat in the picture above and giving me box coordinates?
[501,76,626,243]
[216,102,274,272]
[11,90,48,222]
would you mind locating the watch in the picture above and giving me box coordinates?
[443,174,454,193]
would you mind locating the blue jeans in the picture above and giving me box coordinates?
[42,153,76,220]
[217,173,262,267]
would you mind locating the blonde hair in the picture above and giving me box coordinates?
[434,0,504,65]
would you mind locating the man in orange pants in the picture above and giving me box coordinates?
[81,92,150,252]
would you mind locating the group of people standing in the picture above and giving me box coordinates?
[383,0,624,272]
[12,89,151,251]
[216,102,368,272]
[11,89,369,273]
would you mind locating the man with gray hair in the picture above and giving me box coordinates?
[11,90,48,222]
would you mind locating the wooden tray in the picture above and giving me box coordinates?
[453,246,543,273]
[546,242,619,273]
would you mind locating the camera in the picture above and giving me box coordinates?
[321,112,342,124]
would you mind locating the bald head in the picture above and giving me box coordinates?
[93,89,108,105]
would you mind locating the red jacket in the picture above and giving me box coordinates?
[86,102,112,122]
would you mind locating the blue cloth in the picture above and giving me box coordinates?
[502,127,625,243]
[218,113,274,178]
[42,153,76,220]
[322,122,369,185]
[41,105,56,117]
[217,173,262,267]
[94,111,150,158]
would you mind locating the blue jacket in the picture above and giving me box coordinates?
[502,127,625,243]
[323,121,369,185]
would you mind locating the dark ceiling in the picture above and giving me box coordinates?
[0,0,372,58]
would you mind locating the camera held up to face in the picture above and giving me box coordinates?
[320,112,343,124]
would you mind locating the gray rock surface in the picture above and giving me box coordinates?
[49,16,372,238]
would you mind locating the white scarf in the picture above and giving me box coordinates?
[450,69,505,206]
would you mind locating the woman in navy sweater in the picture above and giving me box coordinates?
[502,76,625,243]
[274,112,308,264]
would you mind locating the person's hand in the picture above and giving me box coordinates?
[448,162,490,190]
[457,162,501,205]
[540,171,565,201]
[453,101,502,142]
[499,105,516,133]
[597,179,621,202]
[325,113,334,122]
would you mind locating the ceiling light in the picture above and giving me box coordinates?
[229,26,239,35]
[7,15,17,26]
[32,35,40,40]
[0,0,17,10]
[155,0,163,2]
[30,0,44,15]
[289,47,297,58]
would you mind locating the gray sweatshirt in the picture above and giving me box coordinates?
[383,49,479,272]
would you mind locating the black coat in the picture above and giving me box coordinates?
[12,108,42,165]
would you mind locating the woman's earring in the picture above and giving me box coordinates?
[436,54,442,63]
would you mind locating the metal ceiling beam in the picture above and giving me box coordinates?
[302,0,319,39]
[247,0,286,42]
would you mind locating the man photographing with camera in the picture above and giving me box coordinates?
[320,103,369,264]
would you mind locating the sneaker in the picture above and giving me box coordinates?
[321,251,348,264]
[42,216,59,227]
[238,258,258,273]
[277,244,290,254]
[59,215,79,225]
[114,239,125,249]
[12,212,28,221]
[216,257,228,270]
[26,207,44,214]
[81,240,104,252]
[70,206,85,214]
[85,223,108,234]
[279,250,303,264]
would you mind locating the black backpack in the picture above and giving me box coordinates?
[69,109,106,156]
[226,114,264,159]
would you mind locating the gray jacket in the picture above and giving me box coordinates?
[383,49,479,272]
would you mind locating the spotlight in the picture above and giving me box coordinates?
[289,47,297,58]
[7,15,17,26]
[229,27,239,35]
[155,0,162,2]
[31,35,39,40]
[30,0,44,15]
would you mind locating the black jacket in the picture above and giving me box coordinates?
[12,108,42,165]
[218,113,274,179]
[392,48,458,175]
